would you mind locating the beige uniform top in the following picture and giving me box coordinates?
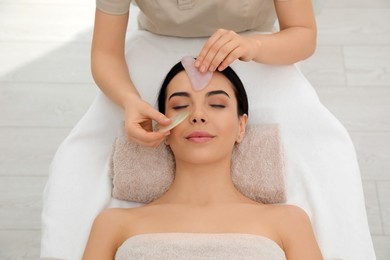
[96,0,277,37]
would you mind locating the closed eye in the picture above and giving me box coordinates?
[210,104,226,108]
[173,105,189,110]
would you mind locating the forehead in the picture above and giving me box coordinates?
[166,71,235,96]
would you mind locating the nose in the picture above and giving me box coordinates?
[191,117,206,123]
[190,109,207,124]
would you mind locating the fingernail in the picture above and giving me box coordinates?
[209,65,215,72]
[194,60,200,67]
[200,65,206,73]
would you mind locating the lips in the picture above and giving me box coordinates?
[186,131,215,143]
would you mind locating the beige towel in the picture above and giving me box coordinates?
[115,233,286,260]
[110,124,285,204]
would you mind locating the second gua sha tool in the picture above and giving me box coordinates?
[181,56,212,91]
[158,110,191,133]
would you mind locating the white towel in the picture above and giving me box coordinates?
[41,31,375,260]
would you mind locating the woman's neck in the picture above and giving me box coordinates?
[158,159,246,205]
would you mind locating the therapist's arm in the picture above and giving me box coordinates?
[91,9,171,147]
[252,0,317,64]
[92,10,135,107]
[195,0,317,70]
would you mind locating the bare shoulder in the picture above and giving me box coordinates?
[89,208,130,241]
[268,204,323,259]
[93,208,125,224]
[263,204,314,236]
[83,208,134,259]
[251,204,313,236]
[90,207,147,241]
[93,206,145,228]
[276,204,311,224]
[255,203,310,221]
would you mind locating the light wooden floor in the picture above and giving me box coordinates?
[0,0,389,259]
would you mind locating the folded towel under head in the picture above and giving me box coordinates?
[110,124,286,204]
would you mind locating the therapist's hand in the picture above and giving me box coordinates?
[195,29,260,72]
[124,95,172,147]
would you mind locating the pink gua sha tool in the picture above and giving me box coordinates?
[181,56,212,91]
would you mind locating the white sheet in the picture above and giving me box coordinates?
[40,31,375,260]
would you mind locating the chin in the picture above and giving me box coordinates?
[174,148,230,166]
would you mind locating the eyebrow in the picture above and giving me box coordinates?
[168,92,190,100]
[206,90,230,98]
[168,90,230,101]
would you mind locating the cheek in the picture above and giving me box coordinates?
[213,115,241,141]
[165,122,185,145]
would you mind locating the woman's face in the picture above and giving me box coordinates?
[165,71,247,165]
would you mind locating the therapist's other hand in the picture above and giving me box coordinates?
[195,29,260,72]
[124,95,172,147]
